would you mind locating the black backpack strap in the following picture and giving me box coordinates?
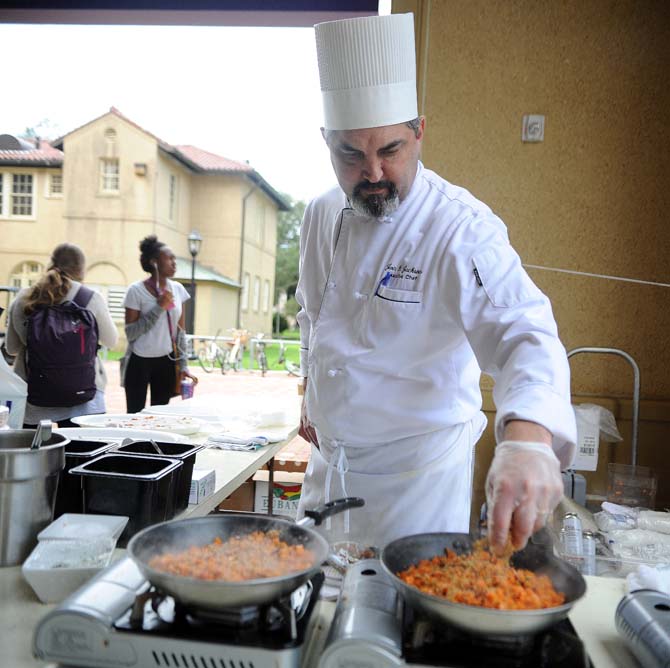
[72,285,95,308]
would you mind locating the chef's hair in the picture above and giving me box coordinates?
[24,243,86,315]
[323,117,422,143]
[139,235,166,273]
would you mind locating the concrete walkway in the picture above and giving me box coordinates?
[102,359,311,463]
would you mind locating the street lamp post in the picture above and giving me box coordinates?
[187,230,203,337]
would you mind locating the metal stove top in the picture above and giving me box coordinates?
[33,556,323,668]
[316,558,593,668]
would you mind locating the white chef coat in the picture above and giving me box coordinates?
[295,161,576,543]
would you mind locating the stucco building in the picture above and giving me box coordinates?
[0,107,288,348]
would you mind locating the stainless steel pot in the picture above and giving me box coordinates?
[381,531,586,636]
[0,429,68,565]
[128,497,364,612]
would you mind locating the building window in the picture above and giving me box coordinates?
[0,173,37,217]
[106,286,127,322]
[169,174,177,220]
[263,280,270,313]
[241,272,250,311]
[253,276,261,312]
[10,260,44,289]
[11,174,34,216]
[100,158,119,192]
[49,172,63,196]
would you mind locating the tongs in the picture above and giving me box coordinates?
[30,419,53,450]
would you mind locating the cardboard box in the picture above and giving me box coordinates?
[260,436,311,474]
[189,468,215,505]
[253,470,304,519]
[218,480,255,512]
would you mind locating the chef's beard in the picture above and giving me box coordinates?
[350,180,400,219]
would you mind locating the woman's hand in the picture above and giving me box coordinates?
[157,290,174,310]
[181,369,199,385]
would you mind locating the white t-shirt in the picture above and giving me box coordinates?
[123,279,190,358]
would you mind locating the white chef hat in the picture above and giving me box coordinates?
[315,13,417,131]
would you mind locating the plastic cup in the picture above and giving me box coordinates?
[180,378,195,400]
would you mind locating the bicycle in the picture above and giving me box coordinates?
[222,329,248,374]
[196,330,226,373]
[277,340,301,377]
[254,333,269,377]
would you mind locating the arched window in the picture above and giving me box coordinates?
[10,260,44,289]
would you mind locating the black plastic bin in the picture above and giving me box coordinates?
[54,439,116,518]
[111,440,204,512]
[68,453,182,543]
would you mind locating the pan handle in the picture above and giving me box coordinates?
[300,497,365,526]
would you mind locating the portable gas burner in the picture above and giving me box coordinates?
[317,559,593,668]
[33,557,323,668]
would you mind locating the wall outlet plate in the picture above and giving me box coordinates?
[522,114,545,142]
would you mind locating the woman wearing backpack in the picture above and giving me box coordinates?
[6,243,119,427]
[121,235,198,413]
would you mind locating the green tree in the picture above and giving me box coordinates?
[275,194,305,304]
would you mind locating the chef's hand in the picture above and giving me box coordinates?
[486,440,563,553]
[298,378,318,446]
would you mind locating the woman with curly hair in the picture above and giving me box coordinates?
[6,242,118,427]
[121,235,198,413]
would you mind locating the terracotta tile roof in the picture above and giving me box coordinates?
[0,138,63,166]
[3,107,289,210]
[173,144,253,174]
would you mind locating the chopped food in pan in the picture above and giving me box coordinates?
[148,530,315,581]
[397,539,565,610]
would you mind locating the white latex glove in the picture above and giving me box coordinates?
[486,441,563,552]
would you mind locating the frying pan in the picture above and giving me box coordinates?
[380,531,586,636]
[128,497,363,612]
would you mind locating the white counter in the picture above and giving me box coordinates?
[3,568,642,668]
[3,431,298,668]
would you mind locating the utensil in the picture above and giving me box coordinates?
[148,439,165,455]
[127,497,364,611]
[30,420,53,450]
[380,531,586,636]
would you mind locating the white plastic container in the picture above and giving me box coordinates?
[37,513,129,543]
[0,353,27,428]
[21,538,115,603]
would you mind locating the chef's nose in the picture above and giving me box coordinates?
[362,156,384,183]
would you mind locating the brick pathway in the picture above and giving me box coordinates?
[102,360,311,463]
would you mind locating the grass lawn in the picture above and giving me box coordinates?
[103,332,301,373]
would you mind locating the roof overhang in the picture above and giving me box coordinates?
[0,1,378,26]
[174,257,241,289]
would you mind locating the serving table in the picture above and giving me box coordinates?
[175,426,298,519]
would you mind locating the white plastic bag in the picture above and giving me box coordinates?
[570,403,623,471]
[637,511,670,535]
[0,353,27,428]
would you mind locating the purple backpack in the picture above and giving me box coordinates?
[26,286,99,407]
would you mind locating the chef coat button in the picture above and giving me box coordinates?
[327,281,336,289]
[327,369,337,377]
[354,291,368,300]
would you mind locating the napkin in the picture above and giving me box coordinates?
[204,432,270,451]
[626,563,670,595]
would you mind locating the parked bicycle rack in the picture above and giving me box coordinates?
[567,347,640,466]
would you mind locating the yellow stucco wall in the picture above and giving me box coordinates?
[394,0,670,510]
[0,168,65,284]
[0,111,280,343]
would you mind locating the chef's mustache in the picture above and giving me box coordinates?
[353,180,398,199]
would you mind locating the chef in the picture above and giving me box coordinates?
[295,12,577,552]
